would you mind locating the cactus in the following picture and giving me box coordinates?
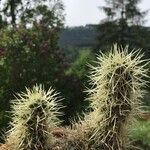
[84,45,149,149]
[6,85,62,150]
[1,45,149,150]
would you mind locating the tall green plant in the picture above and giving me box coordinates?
[6,85,62,150]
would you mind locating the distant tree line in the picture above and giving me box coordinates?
[59,25,98,48]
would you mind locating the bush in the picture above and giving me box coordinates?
[0,27,67,129]
[130,120,150,149]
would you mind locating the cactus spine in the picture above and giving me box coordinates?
[1,45,149,150]
[7,85,62,150]
[85,45,149,149]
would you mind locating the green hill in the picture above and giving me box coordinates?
[58,24,98,48]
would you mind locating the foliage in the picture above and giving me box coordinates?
[59,25,98,49]
[61,46,80,63]
[66,49,94,79]
[130,120,150,149]
[0,25,68,128]
[0,0,65,132]
[0,0,64,27]
[0,30,96,128]
[97,0,149,52]
[0,0,65,130]
[60,49,95,123]
[59,25,150,59]
[101,0,147,25]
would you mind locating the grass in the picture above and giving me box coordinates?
[130,119,150,148]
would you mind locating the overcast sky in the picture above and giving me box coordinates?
[63,0,150,27]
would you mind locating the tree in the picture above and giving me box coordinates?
[0,0,22,26]
[102,0,146,25]
[0,0,64,27]
[97,0,148,51]
[0,0,65,131]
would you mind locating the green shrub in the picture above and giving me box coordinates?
[0,27,67,129]
[66,49,94,79]
[130,120,150,149]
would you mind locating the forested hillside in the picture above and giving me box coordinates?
[59,25,150,54]
[59,24,98,48]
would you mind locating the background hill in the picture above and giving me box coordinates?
[59,24,98,48]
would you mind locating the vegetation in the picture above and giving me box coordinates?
[68,45,149,149]
[130,120,150,149]
[0,0,64,27]
[66,49,94,79]
[0,0,66,130]
[97,0,149,53]
[0,0,150,149]
[6,85,62,150]
[1,45,149,149]
[59,25,98,49]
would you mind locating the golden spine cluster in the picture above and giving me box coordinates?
[2,45,149,150]
[6,85,62,150]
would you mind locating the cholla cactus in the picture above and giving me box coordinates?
[2,45,149,150]
[84,45,149,149]
[6,85,62,150]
